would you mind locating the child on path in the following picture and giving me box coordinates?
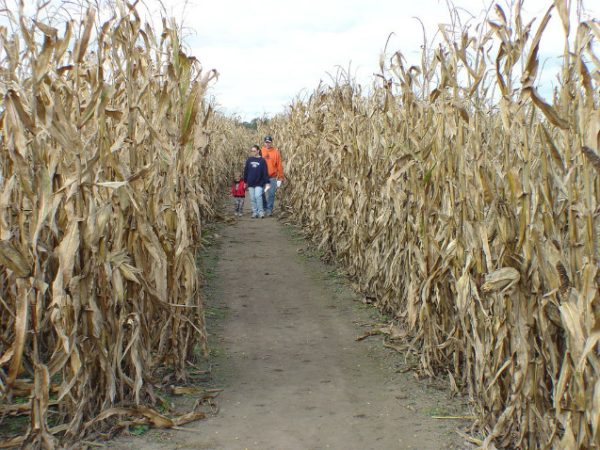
[243,145,270,219]
[231,173,246,217]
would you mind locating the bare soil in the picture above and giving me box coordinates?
[108,208,472,450]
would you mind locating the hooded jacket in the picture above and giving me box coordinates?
[231,179,246,197]
[243,156,269,188]
[260,146,284,180]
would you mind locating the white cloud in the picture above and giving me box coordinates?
[142,0,599,121]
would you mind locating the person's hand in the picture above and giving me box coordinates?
[276,180,282,188]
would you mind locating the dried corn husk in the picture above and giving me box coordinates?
[0,1,248,447]
[266,2,600,447]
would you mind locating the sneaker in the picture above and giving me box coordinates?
[251,214,258,218]
[259,213,265,218]
[267,211,273,217]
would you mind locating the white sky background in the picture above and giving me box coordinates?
[162,0,490,120]
[138,0,598,121]
[11,0,600,121]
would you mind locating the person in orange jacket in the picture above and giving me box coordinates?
[260,135,284,216]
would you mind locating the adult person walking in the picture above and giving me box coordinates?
[243,145,270,218]
[260,135,284,217]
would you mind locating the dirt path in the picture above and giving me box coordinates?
[110,210,470,450]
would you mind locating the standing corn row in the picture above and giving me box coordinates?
[271,2,599,448]
[0,1,242,447]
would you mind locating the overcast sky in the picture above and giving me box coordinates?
[95,1,600,120]
[9,0,598,121]
[152,0,599,121]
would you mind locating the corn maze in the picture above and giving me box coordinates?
[1,0,600,449]
[268,2,600,448]
[0,1,248,447]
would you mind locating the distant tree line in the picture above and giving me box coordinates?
[241,117,270,130]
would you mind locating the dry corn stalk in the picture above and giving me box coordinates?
[268,1,600,448]
[0,1,245,447]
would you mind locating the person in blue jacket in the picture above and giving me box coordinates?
[243,145,270,218]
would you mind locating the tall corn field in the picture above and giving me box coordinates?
[0,1,245,447]
[209,115,259,188]
[269,1,600,448]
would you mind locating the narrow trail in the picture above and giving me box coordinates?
[110,208,469,450]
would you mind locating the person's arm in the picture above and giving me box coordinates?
[243,160,249,184]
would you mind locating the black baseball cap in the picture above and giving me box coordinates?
[264,135,273,143]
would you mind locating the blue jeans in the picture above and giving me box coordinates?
[248,186,264,216]
[266,177,278,213]
[233,197,244,214]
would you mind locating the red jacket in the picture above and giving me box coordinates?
[231,180,246,197]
